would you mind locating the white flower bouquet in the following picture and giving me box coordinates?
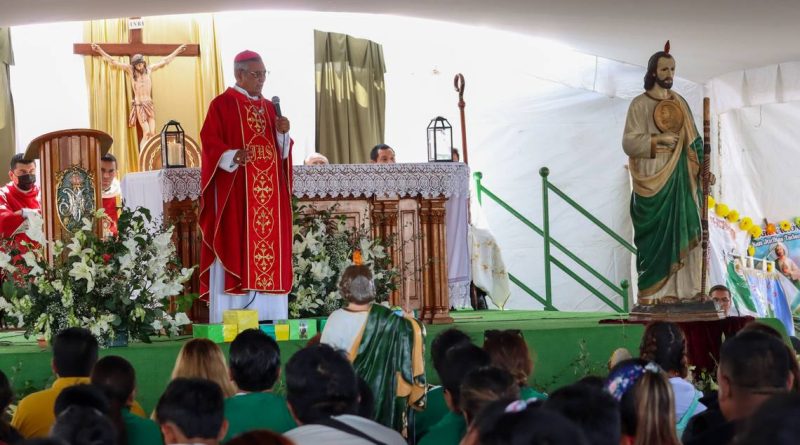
[0,207,193,346]
[289,204,398,318]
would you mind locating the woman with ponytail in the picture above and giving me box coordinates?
[91,356,163,445]
[639,321,706,433]
[606,358,680,445]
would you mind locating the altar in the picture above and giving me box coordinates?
[121,163,471,324]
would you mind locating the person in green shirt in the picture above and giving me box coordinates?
[459,367,520,425]
[483,329,548,400]
[415,329,472,441]
[91,355,164,445]
[223,329,296,442]
[418,344,490,445]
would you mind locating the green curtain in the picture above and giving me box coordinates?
[0,27,15,168]
[314,30,386,164]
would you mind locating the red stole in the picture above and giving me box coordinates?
[102,196,119,237]
[0,182,40,245]
[199,88,293,300]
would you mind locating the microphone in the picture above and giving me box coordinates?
[272,96,282,117]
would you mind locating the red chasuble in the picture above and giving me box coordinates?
[0,182,40,242]
[101,196,118,237]
[199,88,293,301]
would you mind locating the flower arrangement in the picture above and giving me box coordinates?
[289,204,398,318]
[707,195,800,242]
[0,208,193,346]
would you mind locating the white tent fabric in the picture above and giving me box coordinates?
[715,101,800,223]
[10,12,724,312]
[708,63,800,115]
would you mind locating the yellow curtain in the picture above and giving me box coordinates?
[0,27,15,168]
[83,15,224,178]
[315,30,386,164]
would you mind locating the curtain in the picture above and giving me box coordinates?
[0,27,15,168]
[83,15,224,178]
[315,30,386,164]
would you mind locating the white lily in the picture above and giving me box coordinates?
[0,251,15,273]
[21,251,43,275]
[69,260,95,292]
[24,212,46,245]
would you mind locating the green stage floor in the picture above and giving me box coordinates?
[0,310,766,414]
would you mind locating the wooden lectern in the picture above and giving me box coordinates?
[25,129,112,259]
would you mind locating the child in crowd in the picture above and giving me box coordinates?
[415,328,472,440]
[155,378,229,445]
[545,381,620,445]
[457,366,520,445]
[639,321,706,433]
[0,370,22,445]
[483,329,546,399]
[223,329,296,441]
[606,358,681,445]
[418,344,490,445]
[171,338,237,398]
[468,398,589,445]
[91,356,164,445]
[459,366,520,425]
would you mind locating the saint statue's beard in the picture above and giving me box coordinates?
[656,77,673,89]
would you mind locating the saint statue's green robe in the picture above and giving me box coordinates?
[622,91,704,302]
[350,304,426,433]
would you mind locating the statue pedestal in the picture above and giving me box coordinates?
[629,300,725,322]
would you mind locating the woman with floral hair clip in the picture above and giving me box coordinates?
[605,358,680,445]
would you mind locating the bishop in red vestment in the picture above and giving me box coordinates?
[199,50,294,322]
[0,154,40,245]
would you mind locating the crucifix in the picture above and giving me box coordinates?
[74,17,200,143]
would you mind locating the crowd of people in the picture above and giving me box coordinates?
[2,317,799,444]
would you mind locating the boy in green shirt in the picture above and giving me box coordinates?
[418,344,491,445]
[415,329,472,441]
[223,329,296,442]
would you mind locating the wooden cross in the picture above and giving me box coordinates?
[74,17,200,143]
[73,17,200,58]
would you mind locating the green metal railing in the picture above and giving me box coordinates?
[474,168,633,313]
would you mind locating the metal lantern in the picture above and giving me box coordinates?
[427,116,454,162]
[160,120,186,168]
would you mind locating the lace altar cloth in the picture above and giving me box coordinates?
[160,168,202,202]
[292,163,470,198]
[156,163,470,202]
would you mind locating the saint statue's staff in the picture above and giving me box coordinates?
[701,98,712,297]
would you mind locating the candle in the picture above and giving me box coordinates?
[167,141,182,166]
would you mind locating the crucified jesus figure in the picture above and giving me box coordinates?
[91,43,187,142]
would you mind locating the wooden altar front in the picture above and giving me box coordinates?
[296,194,452,324]
[122,163,470,324]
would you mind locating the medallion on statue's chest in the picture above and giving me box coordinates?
[653,99,684,134]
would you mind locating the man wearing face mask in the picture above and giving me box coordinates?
[0,153,40,239]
